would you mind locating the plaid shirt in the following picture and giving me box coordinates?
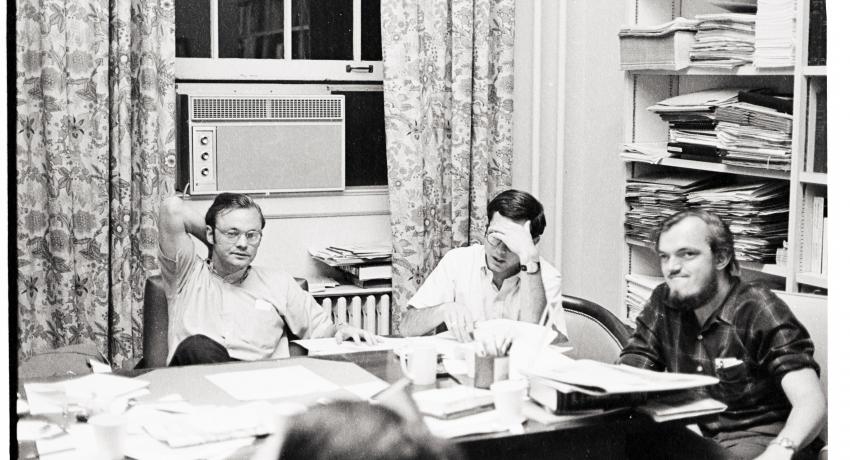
[618,278,819,434]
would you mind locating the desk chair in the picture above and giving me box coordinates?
[561,295,633,363]
[141,274,311,368]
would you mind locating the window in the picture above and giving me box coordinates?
[175,0,387,191]
[175,0,383,81]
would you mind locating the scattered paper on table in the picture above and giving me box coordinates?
[205,365,339,400]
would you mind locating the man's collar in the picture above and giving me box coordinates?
[715,277,741,325]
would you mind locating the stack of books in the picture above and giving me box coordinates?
[618,17,700,71]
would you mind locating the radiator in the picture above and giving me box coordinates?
[314,293,391,336]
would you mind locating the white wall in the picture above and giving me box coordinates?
[182,191,391,279]
[514,1,627,312]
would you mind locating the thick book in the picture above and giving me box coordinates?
[637,392,727,423]
[667,142,724,163]
[528,377,649,413]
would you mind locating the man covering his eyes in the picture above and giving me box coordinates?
[398,189,566,342]
[158,192,378,366]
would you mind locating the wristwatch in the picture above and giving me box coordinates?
[520,260,540,275]
[768,437,797,453]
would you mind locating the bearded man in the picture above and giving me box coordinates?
[619,209,825,460]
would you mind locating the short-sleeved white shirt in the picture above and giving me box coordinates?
[159,234,334,363]
[407,245,562,323]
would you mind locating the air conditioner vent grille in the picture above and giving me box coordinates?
[191,96,343,121]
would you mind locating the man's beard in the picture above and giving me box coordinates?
[667,273,719,312]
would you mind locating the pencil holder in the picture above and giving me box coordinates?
[474,355,509,389]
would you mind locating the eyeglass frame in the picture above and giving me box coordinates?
[214,227,263,245]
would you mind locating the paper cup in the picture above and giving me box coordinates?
[490,379,528,425]
[88,413,126,460]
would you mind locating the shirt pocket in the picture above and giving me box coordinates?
[715,359,755,405]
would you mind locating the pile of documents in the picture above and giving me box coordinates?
[690,13,757,68]
[624,274,665,326]
[753,0,796,68]
[618,17,699,71]
[687,181,789,262]
[648,88,742,162]
[715,100,794,170]
[625,171,718,246]
[309,242,393,288]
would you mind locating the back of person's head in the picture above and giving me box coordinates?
[205,192,266,229]
[486,189,546,239]
[279,400,464,460]
[654,208,740,276]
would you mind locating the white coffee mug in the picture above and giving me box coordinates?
[490,379,528,426]
[398,346,437,385]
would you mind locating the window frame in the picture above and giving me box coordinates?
[175,0,384,82]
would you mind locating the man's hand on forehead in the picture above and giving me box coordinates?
[488,220,538,263]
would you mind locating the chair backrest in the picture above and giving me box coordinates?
[561,295,633,363]
[140,274,312,368]
[142,275,170,368]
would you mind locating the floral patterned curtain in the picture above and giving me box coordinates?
[16,0,175,367]
[381,0,515,333]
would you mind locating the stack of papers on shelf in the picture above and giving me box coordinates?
[309,242,392,266]
[618,18,698,70]
[620,142,674,164]
[690,13,757,68]
[625,171,718,246]
[715,101,794,171]
[753,0,796,68]
[687,181,789,262]
[648,88,741,113]
[709,0,757,13]
[624,274,665,325]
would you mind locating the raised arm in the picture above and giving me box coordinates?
[158,196,209,259]
[399,302,475,342]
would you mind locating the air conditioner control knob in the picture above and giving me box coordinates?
[200,136,209,145]
[200,152,209,161]
[201,168,209,177]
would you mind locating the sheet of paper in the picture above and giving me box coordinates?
[424,410,523,438]
[292,337,397,355]
[205,365,339,401]
[344,381,391,400]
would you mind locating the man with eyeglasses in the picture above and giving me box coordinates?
[398,189,564,342]
[158,193,378,366]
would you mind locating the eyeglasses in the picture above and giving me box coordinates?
[484,232,503,247]
[216,227,263,245]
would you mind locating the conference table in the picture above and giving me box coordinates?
[19,348,701,460]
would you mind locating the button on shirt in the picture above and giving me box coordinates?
[159,235,334,363]
[407,245,562,323]
[618,278,819,434]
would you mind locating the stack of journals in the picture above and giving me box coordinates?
[687,181,789,263]
[624,274,665,326]
[753,0,796,68]
[625,171,717,246]
[690,13,756,69]
[715,91,794,171]
[335,263,392,288]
